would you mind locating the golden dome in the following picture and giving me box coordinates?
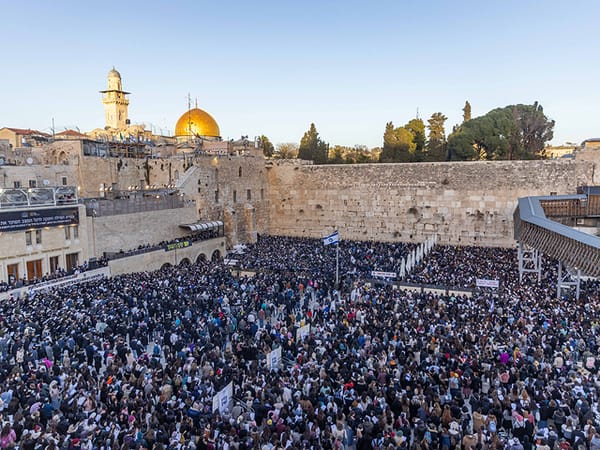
[175,108,220,138]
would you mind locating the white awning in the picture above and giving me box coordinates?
[179,220,223,232]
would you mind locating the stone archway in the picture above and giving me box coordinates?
[211,249,221,262]
[57,151,68,165]
[196,253,207,264]
[160,262,172,270]
[179,257,191,266]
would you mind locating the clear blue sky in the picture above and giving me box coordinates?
[1,0,598,148]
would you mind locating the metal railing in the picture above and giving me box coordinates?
[84,194,186,217]
[0,186,78,210]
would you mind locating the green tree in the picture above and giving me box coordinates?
[298,123,329,164]
[274,142,298,159]
[426,112,448,161]
[258,135,274,158]
[380,122,417,162]
[447,102,554,161]
[328,145,347,164]
[405,118,426,160]
[463,100,472,123]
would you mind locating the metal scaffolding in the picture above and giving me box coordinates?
[556,261,581,300]
[517,242,542,283]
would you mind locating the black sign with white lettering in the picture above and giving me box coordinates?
[0,207,79,232]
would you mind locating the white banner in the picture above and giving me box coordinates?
[476,278,500,288]
[371,271,397,279]
[212,381,233,414]
[267,347,282,370]
[296,325,310,342]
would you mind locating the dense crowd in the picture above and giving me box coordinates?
[239,236,414,285]
[0,261,108,294]
[0,235,597,450]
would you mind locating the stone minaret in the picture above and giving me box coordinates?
[100,67,130,129]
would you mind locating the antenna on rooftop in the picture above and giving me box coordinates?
[187,92,192,137]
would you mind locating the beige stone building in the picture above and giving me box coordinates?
[0,188,88,284]
[0,128,50,151]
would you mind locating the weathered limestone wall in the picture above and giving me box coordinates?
[88,205,198,257]
[79,156,187,197]
[267,159,598,247]
[80,154,270,246]
[176,155,270,245]
[0,164,78,189]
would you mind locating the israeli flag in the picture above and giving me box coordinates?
[323,230,339,246]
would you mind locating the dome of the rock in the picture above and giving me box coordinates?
[174,108,220,138]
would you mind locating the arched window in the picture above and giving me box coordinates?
[239,167,242,177]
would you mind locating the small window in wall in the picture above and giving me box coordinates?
[35,229,42,244]
[233,190,237,203]
[62,176,68,186]
[65,226,71,240]
[261,188,264,200]
[25,231,32,246]
[49,256,60,273]
[214,190,219,203]
[13,181,21,188]
[247,189,251,201]
[29,180,36,188]
[239,167,242,177]
[72,225,79,240]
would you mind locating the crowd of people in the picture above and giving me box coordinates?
[0,234,597,450]
[239,236,414,286]
[0,261,108,294]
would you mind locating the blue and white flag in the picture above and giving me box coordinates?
[323,231,339,246]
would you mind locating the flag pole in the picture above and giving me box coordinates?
[335,238,339,288]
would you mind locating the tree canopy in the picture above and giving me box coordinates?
[298,123,329,164]
[258,135,274,158]
[447,102,554,161]
[426,112,448,161]
[274,142,298,159]
[379,118,430,163]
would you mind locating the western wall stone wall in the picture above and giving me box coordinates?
[267,159,598,247]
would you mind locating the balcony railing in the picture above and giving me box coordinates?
[0,186,78,210]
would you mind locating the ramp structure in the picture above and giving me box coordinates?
[514,186,600,298]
